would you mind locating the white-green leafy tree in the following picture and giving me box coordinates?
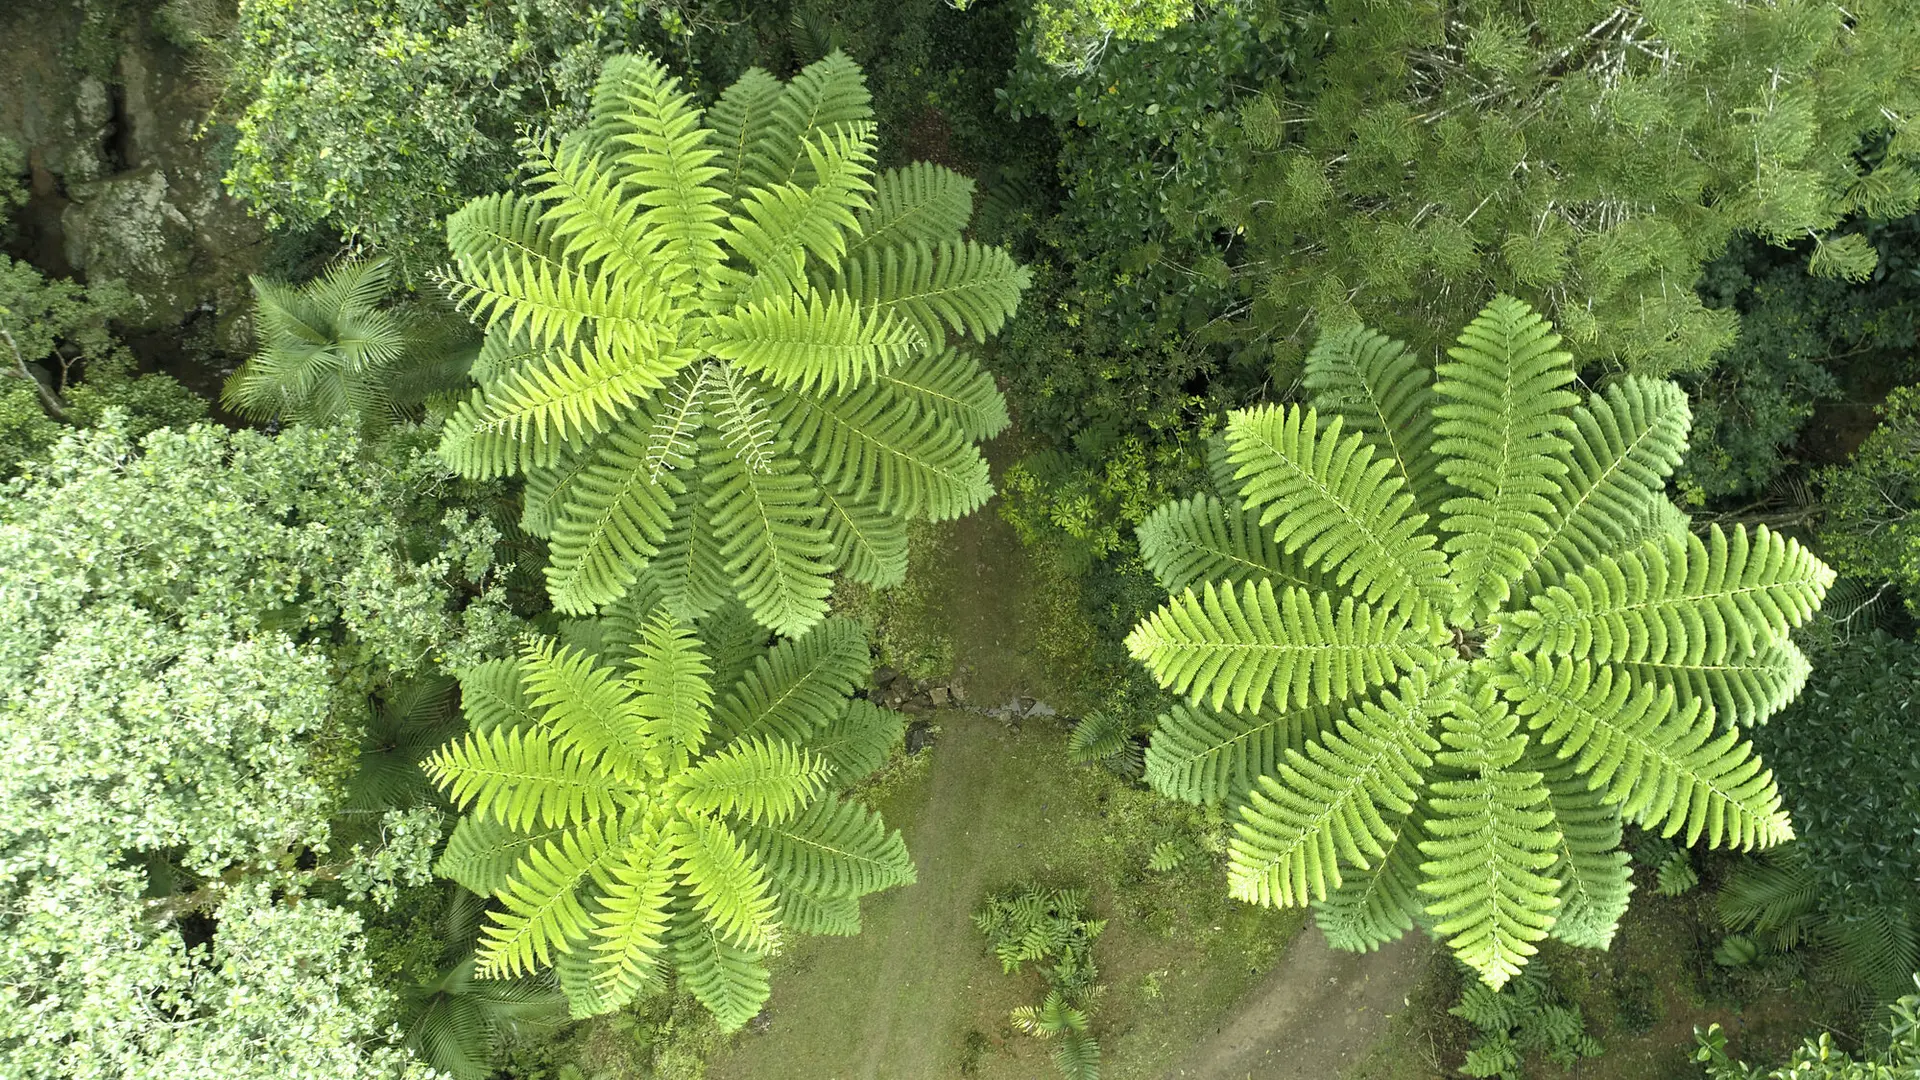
[0,419,510,1079]
[427,589,915,1027]
[436,50,1025,636]
[1126,297,1834,988]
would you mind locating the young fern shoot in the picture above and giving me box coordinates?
[1126,297,1833,988]
[435,51,1025,636]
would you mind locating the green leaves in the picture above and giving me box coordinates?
[430,606,907,1026]
[1125,298,1835,988]
[1126,580,1442,714]
[435,50,1022,633]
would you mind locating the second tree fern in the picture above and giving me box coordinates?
[435,51,1025,635]
[1126,297,1833,987]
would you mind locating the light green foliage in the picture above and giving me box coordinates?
[217,0,712,269]
[0,420,505,1079]
[975,884,1106,1080]
[428,600,913,1028]
[1694,984,1920,1079]
[1819,389,1920,613]
[0,255,205,472]
[1234,0,1920,377]
[957,0,1198,72]
[1450,966,1603,1079]
[1127,298,1833,988]
[223,257,476,430]
[435,50,1024,635]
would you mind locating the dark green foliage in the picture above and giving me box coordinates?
[1450,966,1603,1080]
[1695,985,1920,1078]
[1820,394,1920,613]
[1680,224,1920,502]
[975,884,1105,1080]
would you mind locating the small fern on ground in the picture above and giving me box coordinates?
[1126,298,1834,988]
[427,589,914,1027]
[434,50,1026,636]
[975,884,1106,1080]
[1451,966,1602,1079]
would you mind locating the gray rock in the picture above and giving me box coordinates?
[905,721,934,755]
[1027,700,1058,718]
[929,686,949,707]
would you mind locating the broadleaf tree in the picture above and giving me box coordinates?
[427,588,915,1027]
[436,50,1025,636]
[1125,297,1833,988]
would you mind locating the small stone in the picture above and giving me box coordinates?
[872,666,899,690]
[906,720,935,754]
[748,1006,773,1034]
[930,686,949,707]
[1027,700,1058,718]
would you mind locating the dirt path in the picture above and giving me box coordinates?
[1166,927,1430,1080]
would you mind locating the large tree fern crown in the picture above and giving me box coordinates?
[434,51,1026,636]
[1126,297,1834,988]
[425,591,915,1027]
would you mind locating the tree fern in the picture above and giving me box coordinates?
[429,602,910,1024]
[436,50,1025,634]
[1126,298,1833,987]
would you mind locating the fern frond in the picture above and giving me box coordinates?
[708,287,921,396]
[1051,1033,1102,1080]
[517,638,646,764]
[650,467,734,623]
[818,485,910,587]
[726,121,876,287]
[526,131,661,280]
[1498,525,1835,666]
[1821,908,1919,1001]
[1125,579,1444,714]
[746,50,874,192]
[1496,654,1793,849]
[587,834,676,1006]
[1136,492,1321,595]
[877,345,1010,442]
[1418,686,1562,989]
[1303,325,1448,518]
[628,610,714,760]
[704,67,786,201]
[807,699,905,782]
[1315,809,1428,952]
[600,52,728,281]
[644,364,710,481]
[713,616,869,744]
[773,889,863,935]
[458,658,542,736]
[850,162,975,254]
[1521,377,1691,597]
[1532,754,1633,949]
[543,425,679,616]
[668,910,772,1031]
[740,795,915,899]
[1145,702,1328,804]
[1432,295,1581,622]
[1228,669,1453,907]
[520,439,601,538]
[676,736,829,825]
[703,451,835,636]
[669,816,780,950]
[1617,640,1811,728]
[477,819,625,977]
[771,379,992,521]
[446,193,568,283]
[438,816,570,897]
[1227,404,1454,619]
[426,726,631,831]
[830,239,1030,345]
[1718,851,1818,934]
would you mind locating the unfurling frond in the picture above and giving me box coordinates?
[1136,492,1321,595]
[1303,324,1447,518]
[1226,405,1454,618]
[1126,580,1443,714]
[1228,669,1452,906]
[1433,296,1580,621]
